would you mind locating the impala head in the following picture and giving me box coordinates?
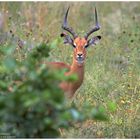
[61,7,101,65]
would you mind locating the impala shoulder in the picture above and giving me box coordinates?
[48,62,70,71]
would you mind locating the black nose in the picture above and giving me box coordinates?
[78,53,83,57]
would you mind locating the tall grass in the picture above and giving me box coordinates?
[0,2,140,138]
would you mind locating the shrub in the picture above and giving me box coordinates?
[0,43,108,138]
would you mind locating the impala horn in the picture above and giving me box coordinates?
[84,7,100,39]
[62,7,78,39]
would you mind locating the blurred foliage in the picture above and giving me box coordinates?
[0,42,108,138]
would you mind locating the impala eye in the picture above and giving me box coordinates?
[84,44,88,48]
[73,45,76,48]
[84,43,88,48]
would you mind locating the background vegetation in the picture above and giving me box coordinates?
[0,2,140,138]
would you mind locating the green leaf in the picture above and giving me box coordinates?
[3,46,15,55]
[107,101,117,112]
[24,96,40,107]
[3,57,16,71]
[50,39,58,49]
[0,65,7,73]
[61,111,72,120]
[91,106,108,121]
[0,81,8,90]
[66,73,78,82]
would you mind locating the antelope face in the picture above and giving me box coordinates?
[61,7,101,65]
[73,37,87,64]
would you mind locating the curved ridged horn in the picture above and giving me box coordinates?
[84,7,100,39]
[62,7,78,39]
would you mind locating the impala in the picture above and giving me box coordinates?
[50,7,101,98]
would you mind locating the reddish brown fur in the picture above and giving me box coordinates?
[49,37,88,98]
[73,37,87,64]
[49,62,70,70]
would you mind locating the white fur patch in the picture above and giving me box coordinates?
[73,42,77,46]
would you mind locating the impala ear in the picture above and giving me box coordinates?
[60,32,73,45]
[86,36,101,48]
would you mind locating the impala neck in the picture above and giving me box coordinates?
[71,57,85,73]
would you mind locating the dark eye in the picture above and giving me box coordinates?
[72,43,77,48]
[72,44,76,48]
[84,44,89,48]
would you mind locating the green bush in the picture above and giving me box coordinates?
[0,43,108,138]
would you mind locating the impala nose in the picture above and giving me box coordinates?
[76,53,84,62]
[77,53,83,57]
